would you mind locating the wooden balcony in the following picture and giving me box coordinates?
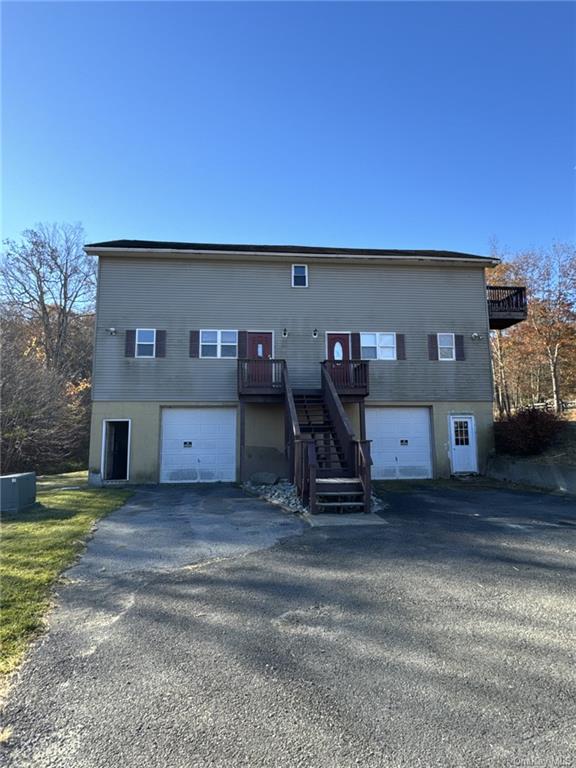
[321,360,369,396]
[487,285,527,329]
[238,359,285,398]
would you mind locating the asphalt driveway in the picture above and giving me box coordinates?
[2,483,575,768]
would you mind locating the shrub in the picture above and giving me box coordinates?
[494,408,566,456]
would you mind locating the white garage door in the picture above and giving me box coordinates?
[160,408,237,483]
[366,407,432,480]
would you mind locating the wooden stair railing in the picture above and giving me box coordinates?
[355,440,372,514]
[321,364,357,474]
[282,362,370,513]
[283,364,318,503]
[304,438,318,514]
[321,363,372,512]
[282,362,299,485]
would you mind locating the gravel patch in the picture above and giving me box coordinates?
[243,480,387,515]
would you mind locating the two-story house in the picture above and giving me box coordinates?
[85,240,527,512]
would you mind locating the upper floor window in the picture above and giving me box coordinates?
[200,330,238,358]
[361,332,397,360]
[437,333,455,360]
[136,328,156,357]
[292,264,308,288]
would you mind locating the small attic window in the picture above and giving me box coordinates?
[292,264,308,288]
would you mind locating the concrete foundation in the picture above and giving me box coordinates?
[487,455,576,495]
[89,399,495,484]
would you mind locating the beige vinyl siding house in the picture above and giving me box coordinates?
[92,258,493,401]
[85,240,527,507]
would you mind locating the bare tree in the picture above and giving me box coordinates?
[489,243,576,414]
[1,223,95,372]
[1,223,96,473]
[491,330,511,417]
[0,312,88,473]
[518,244,576,412]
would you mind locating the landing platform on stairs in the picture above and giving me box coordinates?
[301,512,388,527]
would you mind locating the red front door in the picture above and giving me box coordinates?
[247,332,273,360]
[327,333,350,361]
[246,332,273,386]
[327,333,351,387]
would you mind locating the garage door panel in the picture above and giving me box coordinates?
[160,408,237,483]
[367,407,432,480]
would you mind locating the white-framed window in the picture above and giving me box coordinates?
[136,328,156,357]
[200,330,238,358]
[291,264,308,288]
[437,333,455,360]
[360,332,397,360]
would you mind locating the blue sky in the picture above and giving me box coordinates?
[2,1,575,254]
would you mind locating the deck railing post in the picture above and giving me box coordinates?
[307,438,317,514]
[357,440,372,513]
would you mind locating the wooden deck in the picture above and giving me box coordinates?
[487,285,527,329]
[321,360,369,396]
[238,359,370,398]
[237,359,285,398]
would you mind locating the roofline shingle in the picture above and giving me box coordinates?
[85,239,494,262]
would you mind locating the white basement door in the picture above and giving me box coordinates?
[160,408,237,483]
[366,407,433,480]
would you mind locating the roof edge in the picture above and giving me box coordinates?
[84,239,498,266]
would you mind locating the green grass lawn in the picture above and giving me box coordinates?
[36,469,89,490]
[1,476,131,677]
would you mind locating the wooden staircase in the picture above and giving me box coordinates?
[237,358,372,514]
[294,391,347,476]
[291,385,371,514]
[314,478,367,514]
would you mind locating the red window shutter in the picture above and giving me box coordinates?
[189,330,199,358]
[125,329,136,357]
[428,334,439,360]
[396,334,406,360]
[238,331,247,358]
[455,334,465,361]
[351,333,361,359]
[156,330,166,358]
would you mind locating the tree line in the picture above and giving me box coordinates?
[1,225,574,474]
[1,224,95,474]
[489,242,576,417]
